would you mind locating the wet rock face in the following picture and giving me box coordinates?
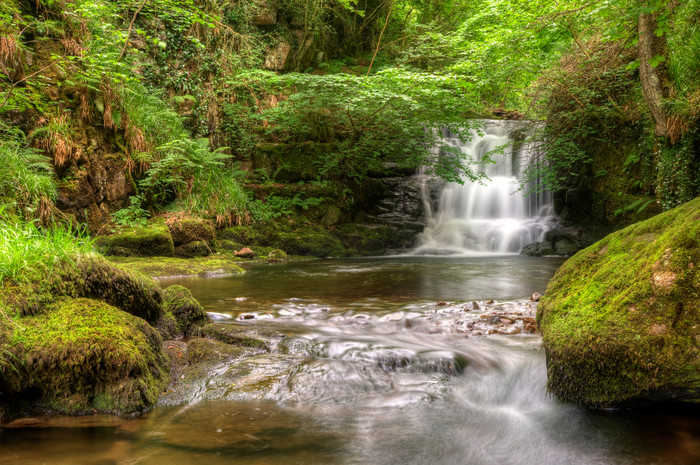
[521,226,591,257]
[365,175,436,250]
[537,198,700,408]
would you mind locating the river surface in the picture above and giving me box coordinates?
[1,256,699,464]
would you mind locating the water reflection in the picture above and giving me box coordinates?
[1,257,699,465]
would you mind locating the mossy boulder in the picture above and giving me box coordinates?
[196,323,269,350]
[107,255,246,279]
[537,198,700,408]
[275,226,347,257]
[76,255,164,324]
[163,285,210,336]
[174,240,211,258]
[95,224,174,257]
[267,249,288,261]
[0,298,170,416]
[218,225,270,245]
[167,218,215,246]
[335,223,401,255]
[5,255,163,324]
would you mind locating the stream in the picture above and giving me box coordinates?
[1,256,699,464]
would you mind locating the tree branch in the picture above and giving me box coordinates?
[0,58,65,111]
[118,0,148,62]
[367,0,394,76]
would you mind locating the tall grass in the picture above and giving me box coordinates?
[0,213,94,286]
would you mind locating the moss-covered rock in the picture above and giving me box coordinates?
[156,311,180,340]
[275,226,347,257]
[163,285,210,336]
[167,218,215,246]
[0,298,169,416]
[5,255,163,324]
[107,255,246,278]
[537,198,700,408]
[95,224,174,257]
[196,323,270,350]
[218,225,270,245]
[77,255,164,324]
[174,240,212,258]
[267,249,288,261]
[219,223,347,257]
[335,223,401,255]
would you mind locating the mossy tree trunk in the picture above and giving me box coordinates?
[638,11,670,138]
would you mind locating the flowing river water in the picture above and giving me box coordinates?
[1,256,699,465]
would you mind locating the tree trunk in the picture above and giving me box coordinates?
[638,12,670,138]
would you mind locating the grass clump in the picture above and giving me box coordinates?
[0,214,93,287]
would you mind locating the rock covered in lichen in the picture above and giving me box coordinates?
[0,298,169,416]
[537,198,700,408]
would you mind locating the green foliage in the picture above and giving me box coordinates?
[251,193,327,222]
[136,137,250,226]
[260,69,484,183]
[113,195,150,228]
[0,215,94,286]
[656,130,700,210]
[0,123,56,221]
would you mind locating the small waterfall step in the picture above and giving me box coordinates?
[414,120,556,255]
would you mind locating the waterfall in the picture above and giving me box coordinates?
[414,120,555,255]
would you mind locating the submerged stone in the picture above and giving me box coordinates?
[537,198,700,408]
[196,323,272,350]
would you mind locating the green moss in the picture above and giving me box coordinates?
[107,255,246,278]
[186,338,247,364]
[167,218,215,246]
[267,249,288,261]
[275,226,347,257]
[77,255,164,324]
[156,310,180,340]
[538,198,700,408]
[95,224,174,257]
[197,323,269,350]
[0,298,170,415]
[219,223,347,257]
[218,225,270,245]
[163,285,209,336]
[335,223,401,255]
[4,254,163,323]
[174,240,212,258]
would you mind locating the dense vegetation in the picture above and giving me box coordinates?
[0,0,699,415]
[1,0,698,232]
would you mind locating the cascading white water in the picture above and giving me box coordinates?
[415,120,555,255]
